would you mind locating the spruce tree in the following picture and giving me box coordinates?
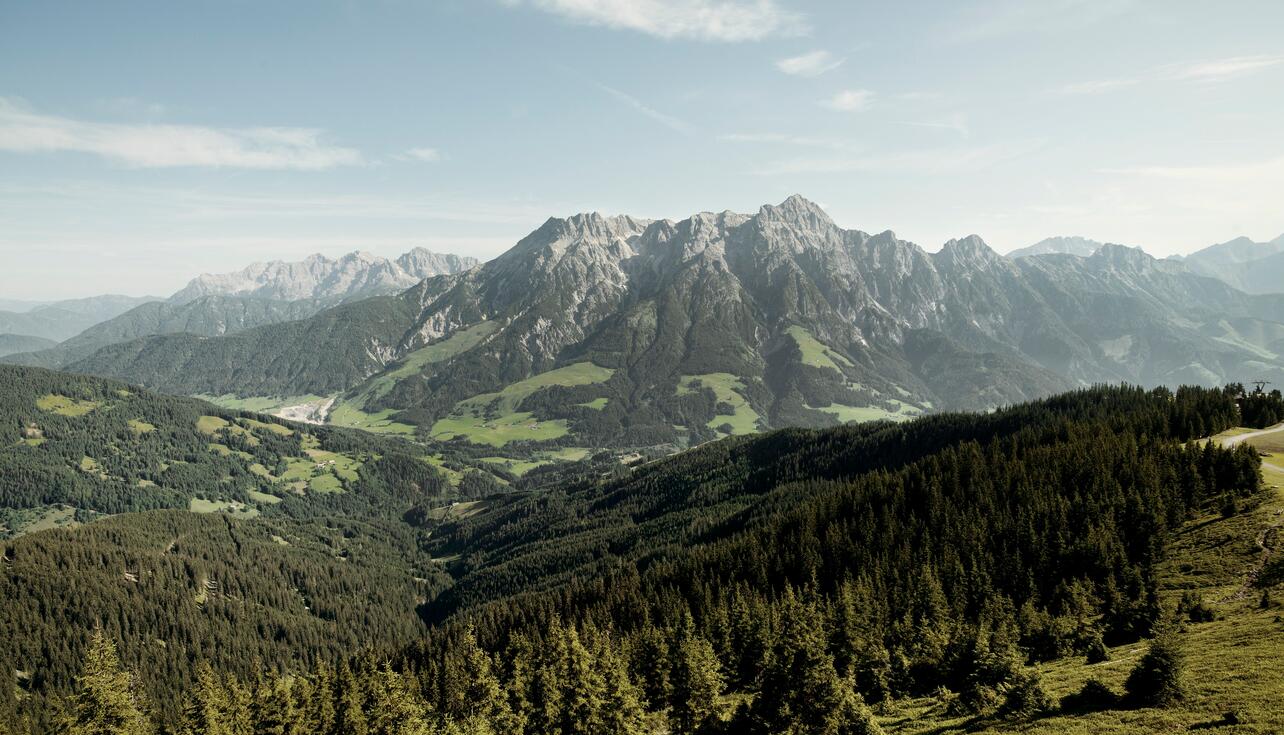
[558,623,607,735]
[441,627,510,727]
[1125,633,1184,707]
[590,629,647,735]
[250,672,298,735]
[58,629,152,735]
[334,661,369,735]
[632,624,672,709]
[367,664,433,735]
[309,663,338,735]
[669,631,723,734]
[524,622,567,735]
[177,663,232,735]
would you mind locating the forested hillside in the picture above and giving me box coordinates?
[0,365,505,534]
[0,366,514,733]
[0,335,56,359]
[3,296,330,369]
[4,382,1281,733]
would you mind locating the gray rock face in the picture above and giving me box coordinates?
[170,248,478,304]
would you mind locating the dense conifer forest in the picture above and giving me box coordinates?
[1,374,1282,734]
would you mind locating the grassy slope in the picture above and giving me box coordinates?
[326,322,500,436]
[787,325,853,372]
[879,424,1284,734]
[430,362,613,446]
[678,372,761,435]
[788,326,924,424]
[815,401,920,424]
[195,393,329,414]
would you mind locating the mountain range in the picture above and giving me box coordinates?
[39,196,1284,457]
[1006,235,1107,259]
[169,247,478,304]
[1175,234,1284,294]
[0,295,158,342]
[3,248,478,369]
[0,334,57,358]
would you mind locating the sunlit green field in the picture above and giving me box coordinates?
[327,402,417,435]
[815,400,920,424]
[430,362,613,446]
[787,325,853,372]
[678,372,761,435]
[188,498,259,519]
[362,321,497,401]
[36,394,100,417]
[195,393,328,413]
[325,322,500,436]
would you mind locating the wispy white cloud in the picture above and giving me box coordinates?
[510,0,805,41]
[1166,54,1284,82]
[821,89,874,112]
[404,147,443,163]
[0,98,361,170]
[597,83,695,134]
[901,112,969,137]
[775,50,843,77]
[97,97,168,117]
[1055,54,1284,95]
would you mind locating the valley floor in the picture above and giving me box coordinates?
[878,424,1284,734]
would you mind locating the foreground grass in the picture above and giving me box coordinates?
[879,426,1284,734]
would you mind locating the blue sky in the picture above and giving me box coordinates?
[2,0,1283,299]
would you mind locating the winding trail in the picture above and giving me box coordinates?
[1221,422,1284,474]
[1216,423,1284,601]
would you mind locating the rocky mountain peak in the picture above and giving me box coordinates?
[1089,242,1156,270]
[545,212,651,242]
[937,235,1002,268]
[757,194,835,230]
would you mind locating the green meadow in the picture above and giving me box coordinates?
[430,362,614,446]
[678,372,761,435]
